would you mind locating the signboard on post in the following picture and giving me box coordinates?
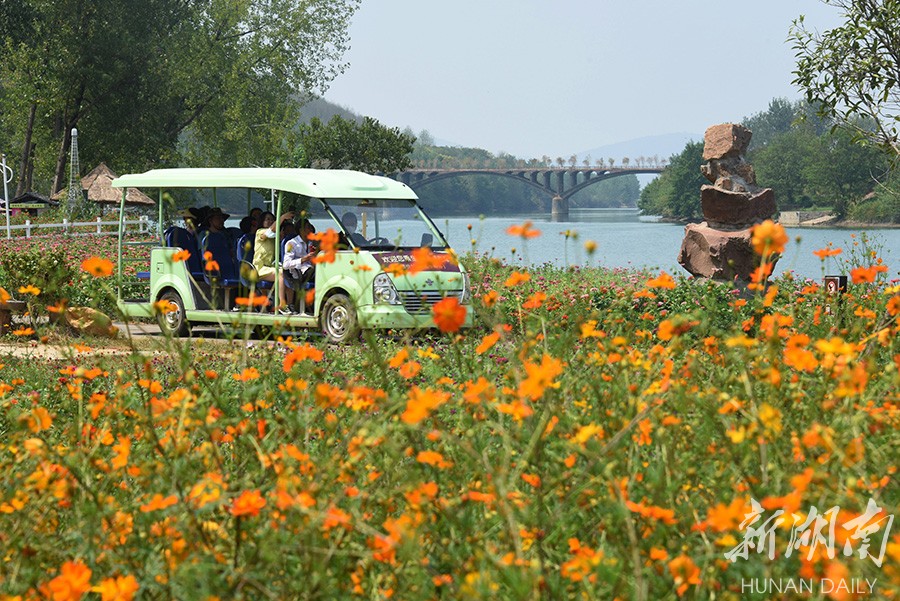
[1,154,13,240]
[824,275,847,295]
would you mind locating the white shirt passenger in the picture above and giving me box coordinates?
[283,235,311,278]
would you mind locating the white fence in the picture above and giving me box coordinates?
[3,216,152,238]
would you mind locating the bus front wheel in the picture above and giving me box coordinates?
[321,293,359,344]
[158,290,191,337]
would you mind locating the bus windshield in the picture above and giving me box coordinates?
[323,198,448,249]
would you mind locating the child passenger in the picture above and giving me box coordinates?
[280,219,316,314]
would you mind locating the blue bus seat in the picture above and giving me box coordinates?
[200,231,240,287]
[165,226,204,277]
[239,260,274,291]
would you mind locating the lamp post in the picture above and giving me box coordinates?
[1,154,12,240]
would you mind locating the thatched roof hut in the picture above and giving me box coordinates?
[52,163,153,207]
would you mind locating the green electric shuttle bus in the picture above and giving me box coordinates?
[112,168,472,343]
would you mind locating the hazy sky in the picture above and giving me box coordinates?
[324,0,846,159]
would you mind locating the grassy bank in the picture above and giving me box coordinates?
[0,227,898,600]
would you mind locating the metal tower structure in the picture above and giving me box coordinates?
[65,127,82,217]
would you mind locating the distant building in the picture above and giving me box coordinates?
[52,163,153,213]
[8,191,58,216]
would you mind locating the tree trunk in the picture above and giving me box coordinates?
[51,126,72,196]
[51,86,85,195]
[15,103,37,197]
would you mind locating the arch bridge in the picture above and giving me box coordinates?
[387,166,665,219]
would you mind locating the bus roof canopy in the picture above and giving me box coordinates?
[111,168,418,200]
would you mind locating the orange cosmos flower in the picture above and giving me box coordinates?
[482,290,499,307]
[668,555,701,596]
[93,575,139,601]
[813,246,842,259]
[398,360,421,379]
[475,331,501,355]
[504,271,531,288]
[751,219,788,255]
[646,271,676,289]
[230,490,266,517]
[322,506,351,531]
[401,386,450,424]
[518,353,563,400]
[416,450,452,468]
[432,297,467,333]
[232,367,260,382]
[560,538,603,582]
[625,500,677,524]
[521,473,541,488]
[506,221,541,239]
[309,229,340,264]
[283,343,324,372]
[408,247,452,274]
[522,291,547,309]
[81,256,114,278]
[153,299,177,315]
[170,249,191,262]
[850,265,886,284]
[111,436,131,470]
[887,295,900,316]
[384,263,407,277]
[47,561,93,601]
[235,295,270,307]
[139,494,177,513]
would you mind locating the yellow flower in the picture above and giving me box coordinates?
[758,403,783,437]
[17,284,40,296]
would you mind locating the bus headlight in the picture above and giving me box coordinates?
[373,273,401,305]
[460,271,471,304]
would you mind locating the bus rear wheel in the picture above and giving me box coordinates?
[321,293,359,344]
[158,290,191,337]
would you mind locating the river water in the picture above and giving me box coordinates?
[432,208,900,281]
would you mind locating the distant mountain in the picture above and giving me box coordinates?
[576,132,701,165]
[299,97,361,123]
[302,97,696,165]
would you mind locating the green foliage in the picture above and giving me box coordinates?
[752,113,888,214]
[753,125,820,209]
[0,0,360,192]
[790,0,900,156]
[742,97,800,151]
[638,141,704,221]
[848,167,900,223]
[299,115,415,173]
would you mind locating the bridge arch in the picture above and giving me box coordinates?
[560,168,664,201]
[386,166,665,219]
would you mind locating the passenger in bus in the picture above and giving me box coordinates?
[205,207,230,233]
[181,208,202,235]
[239,215,258,236]
[253,210,294,286]
[341,212,369,246]
[194,205,212,231]
[281,219,317,314]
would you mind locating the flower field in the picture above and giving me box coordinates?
[0,224,898,600]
